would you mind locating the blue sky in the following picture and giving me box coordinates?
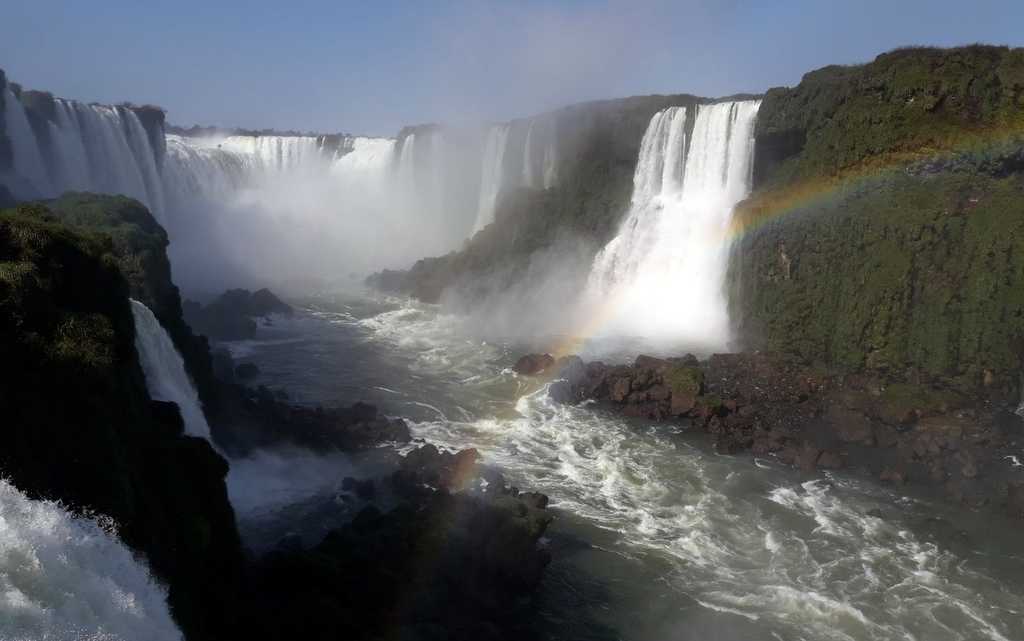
[2,1,1023,136]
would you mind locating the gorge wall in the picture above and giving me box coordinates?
[0,202,243,638]
[729,45,1024,399]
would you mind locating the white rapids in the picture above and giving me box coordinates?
[0,479,183,641]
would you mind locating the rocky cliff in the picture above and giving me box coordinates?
[0,203,244,638]
[730,45,1024,400]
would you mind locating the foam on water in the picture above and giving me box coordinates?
[0,479,183,641]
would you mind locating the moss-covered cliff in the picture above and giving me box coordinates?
[0,204,243,638]
[753,45,1024,188]
[730,45,1024,400]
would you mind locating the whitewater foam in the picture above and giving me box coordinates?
[0,479,183,641]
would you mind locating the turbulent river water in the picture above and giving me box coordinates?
[221,291,1024,641]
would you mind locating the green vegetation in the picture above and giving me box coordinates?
[754,45,1024,188]
[730,165,1024,399]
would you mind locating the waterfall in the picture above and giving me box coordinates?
[473,124,511,234]
[216,135,334,172]
[522,121,537,188]
[0,479,183,641]
[332,136,396,174]
[1,92,165,213]
[130,299,213,442]
[523,118,558,190]
[586,100,760,349]
[2,88,51,197]
[541,135,558,189]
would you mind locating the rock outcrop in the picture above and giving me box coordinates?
[549,351,1024,518]
[240,443,552,641]
[183,287,292,341]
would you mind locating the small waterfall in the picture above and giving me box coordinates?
[586,100,760,349]
[522,121,537,188]
[473,124,511,233]
[0,479,183,641]
[130,299,213,442]
[541,134,558,189]
[523,118,558,190]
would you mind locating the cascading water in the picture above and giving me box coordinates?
[130,299,213,442]
[586,100,760,351]
[332,136,396,174]
[473,124,511,234]
[2,88,51,197]
[0,479,183,641]
[522,118,558,190]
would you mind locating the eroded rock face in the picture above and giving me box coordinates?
[543,349,1024,517]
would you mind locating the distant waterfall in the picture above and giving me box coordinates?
[473,124,511,233]
[522,118,558,190]
[0,479,183,641]
[130,299,213,442]
[3,89,51,196]
[587,100,760,348]
[2,91,164,209]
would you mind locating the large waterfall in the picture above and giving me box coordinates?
[130,299,213,442]
[2,90,166,211]
[587,100,760,349]
[0,479,183,641]
[2,82,563,288]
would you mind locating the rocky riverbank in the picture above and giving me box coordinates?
[523,351,1024,519]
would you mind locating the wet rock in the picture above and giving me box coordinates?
[826,405,875,445]
[816,450,844,470]
[513,353,555,376]
[211,348,236,383]
[609,377,632,402]
[1007,481,1024,518]
[666,366,704,416]
[235,362,260,380]
[798,443,823,472]
[394,445,482,494]
[880,468,908,484]
[342,476,376,500]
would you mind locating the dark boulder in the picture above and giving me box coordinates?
[514,353,555,376]
[235,362,260,379]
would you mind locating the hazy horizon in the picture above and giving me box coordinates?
[3,0,1024,136]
